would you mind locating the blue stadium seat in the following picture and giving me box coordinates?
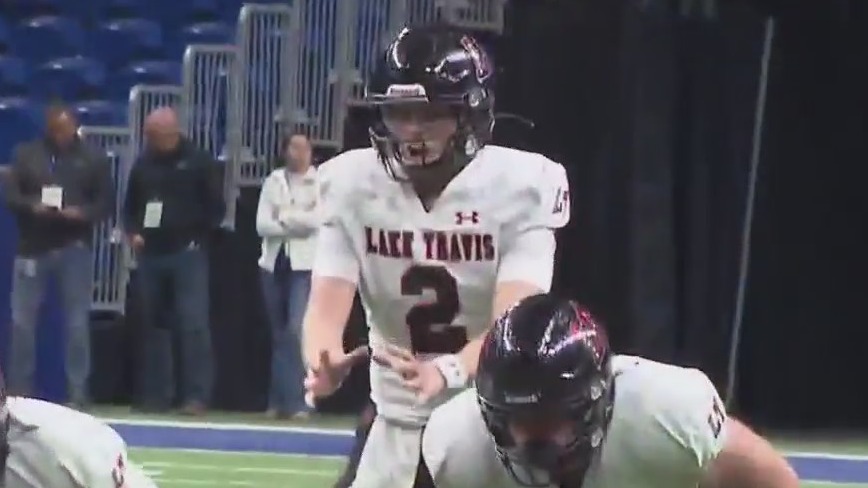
[31,56,106,101]
[12,16,86,63]
[217,0,287,21]
[93,19,163,68]
[0,97,41,162]
[218,0,247,13]
[168,20,233,57]
[101,0,147,18]
[108,60,181,99]
[1,0,62,18]
[246,63,275,92]
[180,21,233,47]
[0,56,29,96]
[142,0,219,29]
[72,100,126,126]
[183,0,220,20]
[0,17,10,53]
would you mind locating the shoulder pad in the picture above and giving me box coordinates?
[611,357,727,477]
[317,148,376,225]
[497,150,570,232]
[534,156,570,229]
[667,367,727,467]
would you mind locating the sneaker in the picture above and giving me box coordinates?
[289,410,311,421]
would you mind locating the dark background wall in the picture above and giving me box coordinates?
[490,0,868,429]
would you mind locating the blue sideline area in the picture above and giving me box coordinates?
[107,419,868,484]
[111,421,353,456]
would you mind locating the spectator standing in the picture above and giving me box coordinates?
[256,132,318,419]
[123,107,223,415]
[3,104,113,408]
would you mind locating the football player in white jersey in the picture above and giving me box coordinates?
[301,23,570,488]
[1,373,158,488]
[422,294,799,488]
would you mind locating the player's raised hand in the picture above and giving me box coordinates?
[304,346,369,407]
[373,345,446,405]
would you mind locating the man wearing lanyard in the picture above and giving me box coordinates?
[122,107,224,415]
[3,104,113,408]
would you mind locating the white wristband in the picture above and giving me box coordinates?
[432,354,469,390]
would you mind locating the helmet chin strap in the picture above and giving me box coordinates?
[403,144,463,209]
[407,143,428,160]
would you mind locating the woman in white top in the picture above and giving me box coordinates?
[255,132,318,419]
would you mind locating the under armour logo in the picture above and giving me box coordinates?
[455,211,480,225]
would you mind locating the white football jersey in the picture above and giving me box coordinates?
[4,398,157,488]
[423,356,728,488]
[314,146,570,425]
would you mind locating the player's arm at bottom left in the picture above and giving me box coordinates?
[701,418,799,488]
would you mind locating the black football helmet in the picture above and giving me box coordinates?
[476,294,615,487]
[364,22,495,181]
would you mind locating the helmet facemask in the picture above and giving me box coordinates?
[368,87,494,183]
[478,375,614,487]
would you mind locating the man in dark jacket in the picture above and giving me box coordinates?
[3,104,113,407]
[123,107,223,414]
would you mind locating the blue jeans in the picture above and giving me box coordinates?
[7,243,93,403]
[136,247,213,408]
[259,262,310,414]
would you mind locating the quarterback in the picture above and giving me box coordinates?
[422,294,799,488]
[1,375,157,488]
[302,22,570,488]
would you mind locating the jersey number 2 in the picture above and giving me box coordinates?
[401,265,468,354]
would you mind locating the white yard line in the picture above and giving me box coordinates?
[784,451,868,461]
[798,482,868,487]
[103,417,352,435]
[132,447,345,460]
[153,478,255,486]
[142,461,333,477]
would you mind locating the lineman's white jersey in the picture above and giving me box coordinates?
[423,356,728,488]
[4,397,157,488]
[314,146,570,425]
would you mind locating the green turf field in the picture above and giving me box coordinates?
[98,406,868,488]
[127,446,868,488]
[99,406,349,487]
[95,405,355,429]
[809,485,868,488]
[131,448,343,487]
